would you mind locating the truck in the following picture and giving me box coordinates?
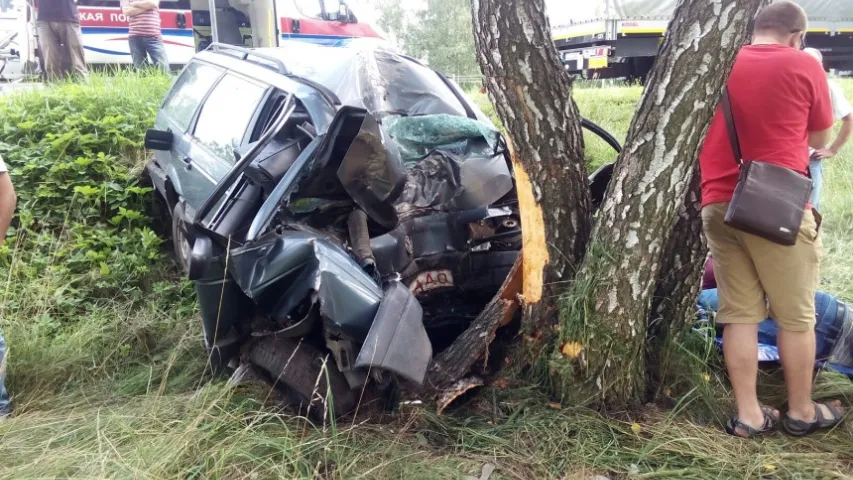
[550,0,853,81]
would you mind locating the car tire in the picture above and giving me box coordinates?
[172,203,191,274]
[248,336,356,422]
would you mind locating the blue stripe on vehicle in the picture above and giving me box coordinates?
[280,33,355,47]
[81,27,194,37]
[83,45,131,55]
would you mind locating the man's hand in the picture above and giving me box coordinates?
[813,147,838,160]
[123,0,157,15]
[0,173,16,249]
[130,0,158,10]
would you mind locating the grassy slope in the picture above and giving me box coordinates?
[1,79,852,479]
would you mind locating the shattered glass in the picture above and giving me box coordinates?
[383,114,500,164]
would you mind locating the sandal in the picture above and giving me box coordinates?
[782,401,846,437]
[725,405,779,438]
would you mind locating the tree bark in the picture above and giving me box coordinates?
[554,0,770,409]
[469,0,591,355]
[645,170,707,400]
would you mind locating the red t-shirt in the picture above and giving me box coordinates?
[699,44,833,207]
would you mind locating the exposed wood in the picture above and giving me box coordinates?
[554,0,770,408]
[469,0,591,347]
[424,256,522,391]
[436,376,485,415]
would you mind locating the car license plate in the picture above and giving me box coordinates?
[409,270,454,295]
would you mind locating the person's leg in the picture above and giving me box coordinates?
[745,209,842,425]
[0,328,9,417]
[62,21,89,78]
[702,203,773,435]
[127,36,147,68]
[723,323,763,426]
[809,159,823,210]
[36,21,62,80]
[144,36,170,73]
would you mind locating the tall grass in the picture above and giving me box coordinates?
[0,77,852,479]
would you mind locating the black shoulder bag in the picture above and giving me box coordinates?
[720,89,814,246]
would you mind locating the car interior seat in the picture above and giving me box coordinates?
[213,0,244,46]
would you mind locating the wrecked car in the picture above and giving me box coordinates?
[145,40,622,419]
[145,40,521,417]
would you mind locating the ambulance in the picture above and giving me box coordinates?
[20,0,380,69]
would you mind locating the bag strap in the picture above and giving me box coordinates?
[720,88,744,167]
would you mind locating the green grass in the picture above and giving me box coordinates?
[1,77,853,479]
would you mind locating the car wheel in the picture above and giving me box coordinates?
[171,203,191,273]
[248,336,356,422]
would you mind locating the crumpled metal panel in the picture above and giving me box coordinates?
[337,114,407,230]
[394,147,513,218]
[354,281,432,385]
[227,230,382,340]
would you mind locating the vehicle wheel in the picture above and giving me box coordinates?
[248,336,357,422]
[171,203,191,273]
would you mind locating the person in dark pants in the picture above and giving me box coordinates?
[120,0,169,72]
[36,0,88,79]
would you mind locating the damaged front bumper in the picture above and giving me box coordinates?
[221,229,432,385]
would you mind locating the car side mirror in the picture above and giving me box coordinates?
[145,129,173,151]
[188,234,213,281]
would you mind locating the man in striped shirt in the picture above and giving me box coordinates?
[120,0,169,72]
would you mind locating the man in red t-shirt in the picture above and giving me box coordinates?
[700,1,846,437]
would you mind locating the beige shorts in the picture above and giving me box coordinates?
[701,203,822,332]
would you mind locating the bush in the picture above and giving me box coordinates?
[0,72,173,303]
[0,72,208,402]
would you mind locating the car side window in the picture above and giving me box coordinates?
[162,62,222,132]
[192,73,268,164]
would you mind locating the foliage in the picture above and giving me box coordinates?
[0,72,172,305]
[0,72,204,406]
[374,0,480,77]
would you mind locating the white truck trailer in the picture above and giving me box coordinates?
[550,0,853,81]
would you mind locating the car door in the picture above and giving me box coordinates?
[155,61,224,213]
[184,72,269,213]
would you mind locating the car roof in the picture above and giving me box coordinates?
[197,41,475,123]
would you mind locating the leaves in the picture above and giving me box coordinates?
[0,73,172,309]
[560,342,584,359]
[375,0,480,76]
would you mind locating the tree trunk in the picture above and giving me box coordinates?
[553,0,770,409]
[645,170,707,400]
[469,0,591,358]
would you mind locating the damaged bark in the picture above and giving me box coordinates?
[555,0,770,408]
[469,0,591,351]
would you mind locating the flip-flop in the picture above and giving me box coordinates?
[725,405,779,438]
[782,401,846,437]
